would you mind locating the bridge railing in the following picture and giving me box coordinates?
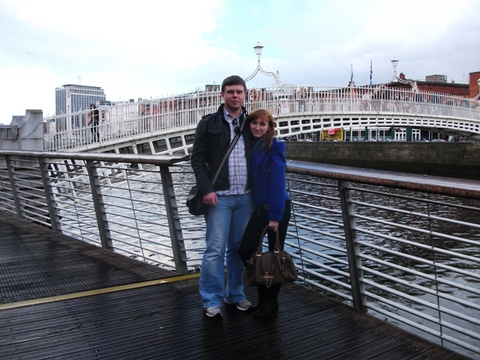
[0,150,479,358]
[44,86,480,151]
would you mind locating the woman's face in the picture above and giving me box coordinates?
[250,117,269,138]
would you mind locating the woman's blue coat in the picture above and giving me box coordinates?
[250,138,290,222]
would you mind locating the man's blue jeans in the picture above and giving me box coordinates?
[199,193,253,308]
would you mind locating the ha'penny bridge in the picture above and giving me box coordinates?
[42,85,480,155]
[0,83,480,359]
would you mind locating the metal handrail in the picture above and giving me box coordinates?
[0,150,479,358]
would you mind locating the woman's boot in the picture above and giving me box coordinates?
[251,286,267,312]
[252,283,281,318]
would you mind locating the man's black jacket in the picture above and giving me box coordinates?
[191,104,253,196]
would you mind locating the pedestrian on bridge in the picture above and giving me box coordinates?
[239,108,291,319]
[87,104,100,142]
[191,75,255,318]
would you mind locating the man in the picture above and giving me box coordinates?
[191,75,254,318]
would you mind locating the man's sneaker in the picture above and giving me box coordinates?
[204,306,223,318]
[225,299,252,311]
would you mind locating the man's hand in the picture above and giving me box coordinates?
[203,192,218,206]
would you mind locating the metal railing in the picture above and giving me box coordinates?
[44,86,480,151]
[0,150,479,358]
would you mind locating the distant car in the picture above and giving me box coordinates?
[431,139,446,142]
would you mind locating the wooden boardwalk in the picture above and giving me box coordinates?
[0,211,469,360]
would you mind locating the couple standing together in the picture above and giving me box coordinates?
[191,75,291,319]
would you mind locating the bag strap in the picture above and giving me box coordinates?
[256,225,281,252]
[211,113,246,185]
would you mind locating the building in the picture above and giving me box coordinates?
[55,84,106,115]
[425,74,447,83]
[468,71,480,99]
[390,73,470,97]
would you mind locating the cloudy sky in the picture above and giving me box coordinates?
[0,0,479,124]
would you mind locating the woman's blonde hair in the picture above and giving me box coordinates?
[246,108,275,151]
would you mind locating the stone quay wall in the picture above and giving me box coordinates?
[285,141,480,180]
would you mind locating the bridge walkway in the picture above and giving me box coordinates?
[0,210,468,359]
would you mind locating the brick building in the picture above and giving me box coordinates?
[392,72,470,97]
[388,71,480,99]
[468,71,480,99]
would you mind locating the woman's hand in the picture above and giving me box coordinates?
[268,220,279,232]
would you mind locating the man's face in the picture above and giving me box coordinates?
[221,84,246,114]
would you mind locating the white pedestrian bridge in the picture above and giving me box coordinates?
[44,85,480,154]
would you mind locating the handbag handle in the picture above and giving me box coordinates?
[256,225,281,253]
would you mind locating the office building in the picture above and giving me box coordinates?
[55,84,106,115]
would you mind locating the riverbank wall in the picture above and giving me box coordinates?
[0,110,44,151]
[285,142,480,180]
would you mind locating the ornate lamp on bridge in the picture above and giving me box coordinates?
[388,56,418,92]
[244,42,283,88]
[391,57,399,79]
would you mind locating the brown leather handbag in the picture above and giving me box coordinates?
[247,226,298,287]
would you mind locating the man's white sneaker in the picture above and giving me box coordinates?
[225,299,252,311]
[204,306,223,318]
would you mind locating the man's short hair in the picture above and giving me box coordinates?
[221,75,247,93]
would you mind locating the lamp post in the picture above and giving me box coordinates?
[244,42,282,87]
[391,57,399,79]
[254,42,264,68]
[387,56,418,92]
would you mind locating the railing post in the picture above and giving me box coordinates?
[338,180,366,312]
[38,158,62,232]
[6,155,24,218]
[86,159,113,250]
[159,165,188,274]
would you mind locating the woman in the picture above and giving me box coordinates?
[239,109,291,319]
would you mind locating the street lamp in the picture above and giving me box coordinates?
[254,42,264,59]
[244,42,282,87]
[387,56,418,92]
[391,57,399,79]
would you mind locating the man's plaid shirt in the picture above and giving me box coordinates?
[216,108,249,196]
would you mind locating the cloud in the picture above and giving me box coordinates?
[0,0,479,124]
[0,65,62,117]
